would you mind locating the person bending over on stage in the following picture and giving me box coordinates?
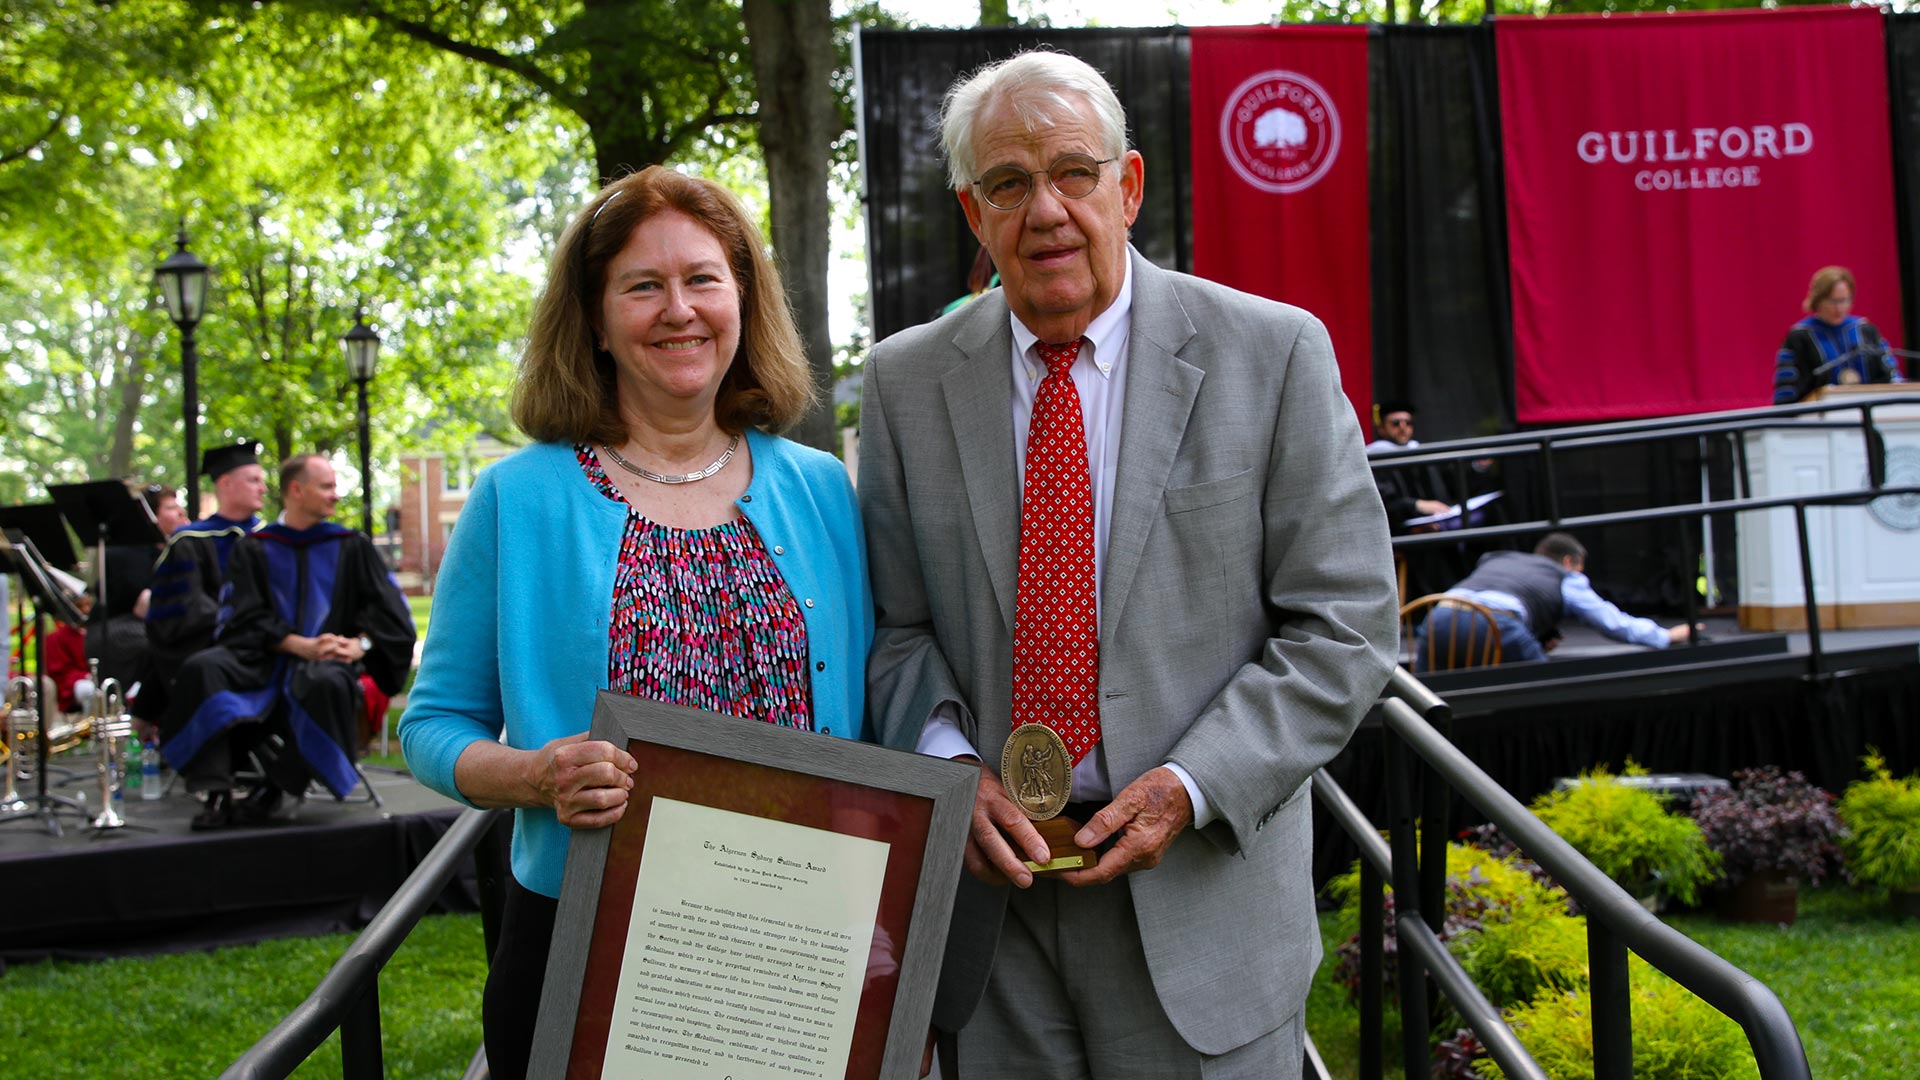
[1774,265,1904,404]
[140,443,267,732]
[1415,532,1693,671]
[164,454,416,830]
[399,165,873,1080]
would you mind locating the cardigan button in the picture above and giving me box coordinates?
[821,727,831,735]
[741,494,753,503]
[816,661,825,671]
[774,545,785,555]
[804,598,814,609]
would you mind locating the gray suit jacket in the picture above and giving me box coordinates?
[858,248,1398,1055]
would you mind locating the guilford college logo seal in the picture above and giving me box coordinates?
[1219,70,1342,194]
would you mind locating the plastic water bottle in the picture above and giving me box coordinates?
[125,737,143,794]
[141,741,162,800]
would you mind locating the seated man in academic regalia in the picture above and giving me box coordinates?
[139,442,268,730]
[164,453,416,830]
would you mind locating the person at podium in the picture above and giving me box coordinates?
[1773,265,1904,404]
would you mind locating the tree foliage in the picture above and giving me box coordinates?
[0,0,576,517]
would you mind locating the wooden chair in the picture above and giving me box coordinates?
[1400,594,1504,672]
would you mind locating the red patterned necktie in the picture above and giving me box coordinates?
[1013,337,1101,765]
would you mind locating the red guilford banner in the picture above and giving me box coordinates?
[1190,26,1371,434]
[1497,7,1903,423]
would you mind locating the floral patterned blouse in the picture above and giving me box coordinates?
[575,444,813,730]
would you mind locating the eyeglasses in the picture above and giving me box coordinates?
[971,153,1116,211]
[1384,417,1414,428]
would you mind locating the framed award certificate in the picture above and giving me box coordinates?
[528,692,977,1080]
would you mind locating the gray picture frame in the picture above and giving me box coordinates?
[528,691,977,1079]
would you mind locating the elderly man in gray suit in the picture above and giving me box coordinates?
[859,50,1398,1078]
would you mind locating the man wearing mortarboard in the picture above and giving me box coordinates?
[135,440,266,734]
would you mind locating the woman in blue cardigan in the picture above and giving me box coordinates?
[400,166,872,1080]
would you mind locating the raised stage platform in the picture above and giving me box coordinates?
[7,617,1916,956]
[0,763,484,968]
[1316,617,1920,885]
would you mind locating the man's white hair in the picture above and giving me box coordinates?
[939,50,1130,193]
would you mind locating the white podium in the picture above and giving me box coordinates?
[1737,386,1920,630]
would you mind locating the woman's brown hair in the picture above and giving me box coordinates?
[512,166,816,444]
[1802,265,1856,314]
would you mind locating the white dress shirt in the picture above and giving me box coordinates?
[913,260,1215,827]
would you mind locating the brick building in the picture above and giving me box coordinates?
[393,435,513,595]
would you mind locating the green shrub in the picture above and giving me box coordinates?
[1329,839,1575,1006]
[1451,897,1590,1006]
[1531,766,1721,907]
[1838,749,1920,892]
[1475,959,1760,1080]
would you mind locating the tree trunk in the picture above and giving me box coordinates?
[107,347,145,477]
[742,0,839,453]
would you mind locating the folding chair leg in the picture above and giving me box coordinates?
[354,763,385,809]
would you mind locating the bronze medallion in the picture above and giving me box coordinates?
[1001,722,1071,822]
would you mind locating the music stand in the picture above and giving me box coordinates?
[0,526,91,835]
[50,480,162,620]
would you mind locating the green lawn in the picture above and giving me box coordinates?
[1665,887,1920,1080]
[1307,886,1920,1079]
[407,593,431,638]
[5,880,1909,1079]
[0,912,486,1080]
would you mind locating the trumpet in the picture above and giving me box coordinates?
[2,676,31,813]
[88,662,132,830]
[41,690,93,756]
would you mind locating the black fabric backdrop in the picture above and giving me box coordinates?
[1315,665,1920,888]
[0,807,486,965]
[857,27,1190,338]
[1889,14,1920,353]
[1369,24,1514,445]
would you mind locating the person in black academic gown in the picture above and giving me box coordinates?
[138,441,268,728]
[163,454,416,830]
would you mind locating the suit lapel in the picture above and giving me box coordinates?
[1103,254,1202,645]
[942,304,1020,635]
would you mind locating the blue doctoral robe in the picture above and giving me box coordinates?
[162,521,415,797]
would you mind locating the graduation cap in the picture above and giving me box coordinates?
[202,439,263,479]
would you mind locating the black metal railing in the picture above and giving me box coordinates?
[1314,669,1811,1080]
[220,807,505,1080]
[1373,393,1920,673]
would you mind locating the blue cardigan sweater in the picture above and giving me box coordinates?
[399,432,873,897]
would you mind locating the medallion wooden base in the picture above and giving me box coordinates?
[1024,815,1097,875]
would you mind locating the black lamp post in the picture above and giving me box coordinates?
[155,227,210,512]
[341,305,382,536]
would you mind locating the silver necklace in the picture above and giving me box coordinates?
[601,434,739,485]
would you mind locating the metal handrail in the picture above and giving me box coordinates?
[1369,392,1919,465]
[1313,670,1813,1080]
[1386,694,1812,1078]
[1374,393,1917,537]
[221,807,504,1080]
[1390,482,1919,550]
